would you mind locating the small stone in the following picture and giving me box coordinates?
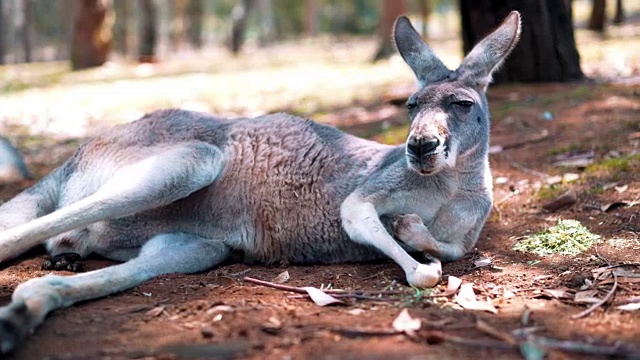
[200,326,215,338]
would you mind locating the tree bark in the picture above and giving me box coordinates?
[229,0,254,55]
[170,0,187,51]
[588,0,606,32]
[459,0,583,83]
[417,0,431,38]
[71,0,113,70]
[613,0,624,24]
[186,0,204,48]
[304,0,318,36]
[22,0,32,63]
[113,0,129,55]
[138,0,157,62]
[372,0,406,62]
[0,0,5,64]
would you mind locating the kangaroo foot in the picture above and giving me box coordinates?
[41,253,85,272]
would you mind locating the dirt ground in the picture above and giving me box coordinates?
[0,79,638,360]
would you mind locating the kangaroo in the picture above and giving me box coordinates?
[0,13,520,353]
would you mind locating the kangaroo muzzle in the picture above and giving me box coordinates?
[407,135,440,158]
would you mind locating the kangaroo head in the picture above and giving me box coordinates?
[394,11,521,175]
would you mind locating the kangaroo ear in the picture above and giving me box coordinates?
[394,16,450,88]
[458,11,521,90]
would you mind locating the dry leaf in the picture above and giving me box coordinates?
[145,306,166,317]
[546,176,563,185]
[447,275,463,293]
[272,270,290,284]
[600,202,630,212]
[600,277,640,285]
[613,268,640,278]
[553,151,594,168]
[392,309,421,334]
[542,189,577,212]
[562,173,580,183]
[217,276,238,286]
[617,303,640,311]
[455,283,498,314]
[206,305,234,315]
[302,287,344,306]
[542,287,573,300]
[261,317,282,333]
[474,257,492,268]
[614,184,628,193]
[346,308,365,316]
[574,290,600,304]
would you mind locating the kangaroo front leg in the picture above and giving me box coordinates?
[0,233,230,354]
[0,142,224,263]
[393,196,491,262]
[341,194,441,288]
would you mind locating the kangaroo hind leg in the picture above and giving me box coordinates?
[0,233,231,354]
[0,142,225,263]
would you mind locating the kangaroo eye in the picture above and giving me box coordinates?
[407,99,418,110]
[453,100,474,107]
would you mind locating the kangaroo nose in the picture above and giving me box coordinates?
[407,136,440,157]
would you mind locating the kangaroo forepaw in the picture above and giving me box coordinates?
[42,252,85,272]
[406,259,442,288]
[392,214,435,252]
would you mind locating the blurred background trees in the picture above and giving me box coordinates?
[460,0,583,82]
[0,0,633,82]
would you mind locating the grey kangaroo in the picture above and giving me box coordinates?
[0,12,520,352]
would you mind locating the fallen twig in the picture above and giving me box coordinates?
[496,190,519,206]
[426,330,517,350]
[287,294,397,302]
[571,269,618,319]
[510,162,550,179]
[330,327,400,338]
[532,336,640,358]
[466,320,640,358]
[475,319,518,345]
[228,268,251,277]
[244,276,309,294]
[500,131,550,151]
[243,276,407,296]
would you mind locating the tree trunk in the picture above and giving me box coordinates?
[256,0,274,45]
[170,0,186,51]
[588,0,606,32]
[0,0,5,64]
[229,0,254,55]
[59,0,76,61]
[304,0,318,36]
[186,0,204,48]
[138,0,157,62]
[372,0,406,62]
[417,0,431,38]
[459,0,583,83]
[613,0,624,24]
[113,0,129,55]
[22,0,31,63]
[71,0,113,70]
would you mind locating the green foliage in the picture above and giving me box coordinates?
[514,219,600,256]
[545,143,585,157]
[534,184,566,202]
[585,153,640,177]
